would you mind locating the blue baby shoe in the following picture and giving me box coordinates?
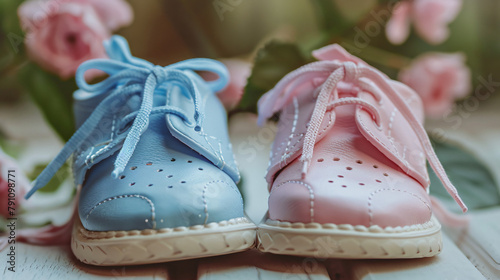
[26,36,255,266]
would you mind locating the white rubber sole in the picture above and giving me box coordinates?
[72,217,256,266]
[257,216,443,259]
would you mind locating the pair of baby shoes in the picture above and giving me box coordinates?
[27,36,466,265]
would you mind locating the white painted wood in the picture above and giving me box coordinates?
[446,207,500,279]
[197,250,330,280]
[426,95,500,192]
[1,244,169,280]
[325,234,486,280]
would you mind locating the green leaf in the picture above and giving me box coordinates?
[27,162,70,193]
[237,41,309,113]
[429,137,500,212]
[18,63,75,141]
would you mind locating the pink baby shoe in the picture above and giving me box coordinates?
[256,44,467,259]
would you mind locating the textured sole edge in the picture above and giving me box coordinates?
[257,216,443,259]
[72,218,256,266]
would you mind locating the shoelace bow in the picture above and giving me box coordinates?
[25,36,229,199]
[258,61,468,212]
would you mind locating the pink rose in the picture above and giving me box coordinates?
[386,0,462,45]
[0,149,29,220]
[18,0,133,79]
[398,53,471,118]
[202,59,252,111]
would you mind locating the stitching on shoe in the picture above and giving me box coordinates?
[84,146,95,168]
[273,180,315,222]
[276,109,335,169]
[85,194,156,229]
[167,91,233,170]
[273,133,305,156]
[199,127,222,166]
[201,180,240,225]
[357,108,410,174]
[357,105,426,182]
[264,218,436,233]
[90,116,116,164]
[217,142,226,170]
[387,108,396,138]
[202,182,209,224]
[367,187,432,226]
[79,217,251,239]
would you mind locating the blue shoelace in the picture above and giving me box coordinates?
[26,35,229,199]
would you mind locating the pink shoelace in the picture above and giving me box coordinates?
[258,60,468,213]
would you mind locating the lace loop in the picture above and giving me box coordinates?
[25,35,229,199]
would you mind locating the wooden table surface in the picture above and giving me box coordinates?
[1,100,500,279]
